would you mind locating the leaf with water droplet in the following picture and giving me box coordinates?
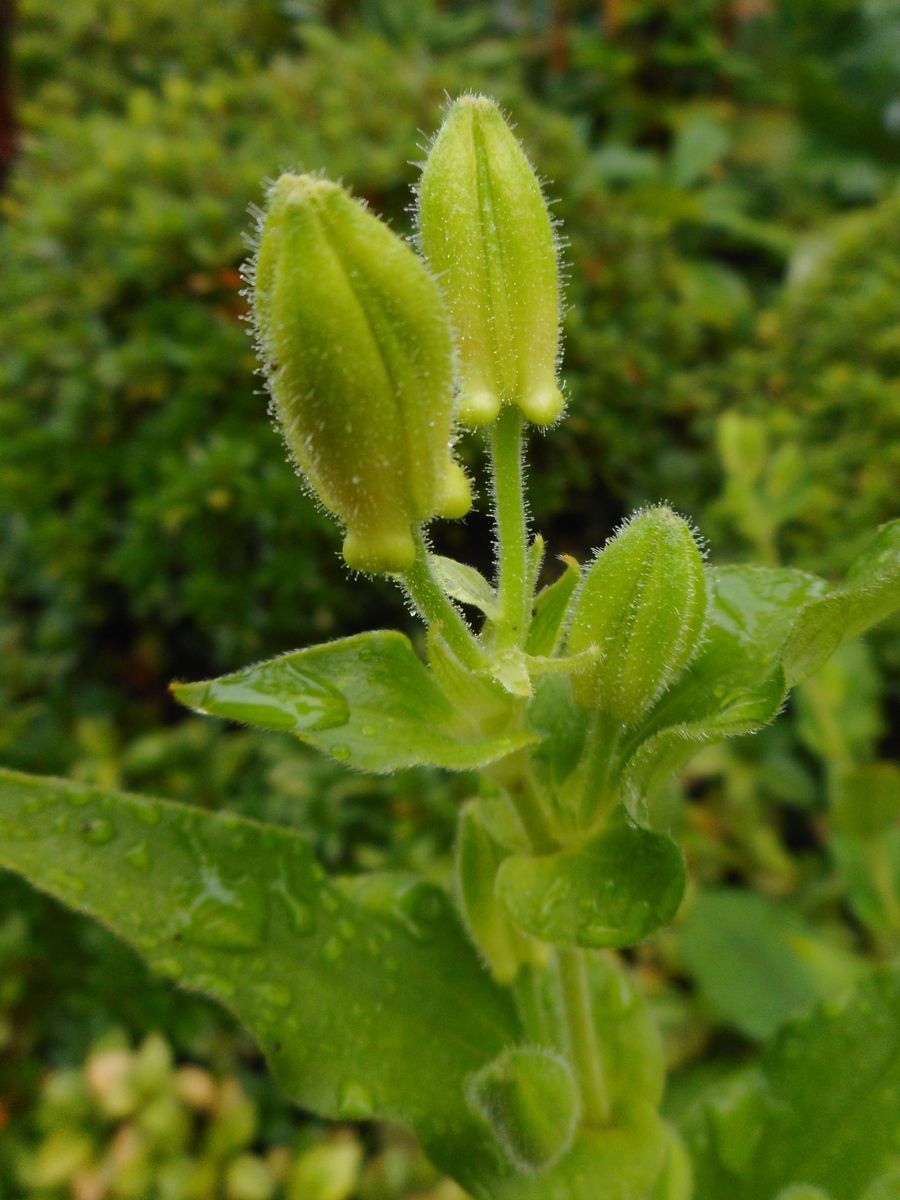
[496,810,685,949]
[0,767,520,1194]
[172,631,535,772]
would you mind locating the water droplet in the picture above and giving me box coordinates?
[124,842,151,872]
[272,860,317,936]
[176,866,267,951]
[200,661,349,734]
[338,1081,374,1120]
[331,743,351,762]
[79,817,116,845]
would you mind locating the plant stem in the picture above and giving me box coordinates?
[557,947,612,1128]
[490,405,530,649]
[501,756,612,1130]
[402,532,484,671]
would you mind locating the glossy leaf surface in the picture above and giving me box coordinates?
[0,768,521,1187]
[684,969,900,1200]
[497,817,685,949]
[624,566,826,807]
[172,631,533,773]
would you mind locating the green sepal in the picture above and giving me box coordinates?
[495,811,685,949]
[455,802,547,984]
[431,555,499,619]
[172,631,535,773]
[0,768,521,1186]
[466,1047,580,1174]
[683,967,900,1200]
[783,518,900,686]
[526,555,581,657]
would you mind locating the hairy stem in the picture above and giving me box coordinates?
[501,756,612,1130]
[490,405,530,650]
[557,947,612,1128]
[402,532,484,671]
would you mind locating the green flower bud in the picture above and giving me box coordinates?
[252,173,471,574]
[466,1047,579,1174]
[568,507,707,726]
[418,95,564,427]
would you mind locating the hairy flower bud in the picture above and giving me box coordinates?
[251,173,471,574]
[417,95,564,427]
[568,507,707,726]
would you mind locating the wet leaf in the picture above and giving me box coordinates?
[0,768,520,1186]
[172,631,534,772]
[496,815,685,949]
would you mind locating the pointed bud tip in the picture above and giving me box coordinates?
[268,173,340,210]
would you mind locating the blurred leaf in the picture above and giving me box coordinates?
[172,632,534,773]
[680,889,862,1042]
[674,260,751,329]
[684,968,900,1199]
[783,520,900,686]
[670,115,730,189]
[830,763,900,938]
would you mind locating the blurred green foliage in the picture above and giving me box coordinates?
[2,0,899,1195]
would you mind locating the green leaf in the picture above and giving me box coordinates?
[679,889,864,1041]
[0,768,521,1188]
[670,114,730,188]
[431,554,499,618]
[783,520,900,686]
[172,631,534,773]
[526,555,581,657]
[624,566,826,808]
[496,815,685,949]
[683,968,900,1200]
[830,763,900,938]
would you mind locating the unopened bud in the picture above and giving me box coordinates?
[252,174,471,574]
[418,95,564,427]
[568,507,707,726]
